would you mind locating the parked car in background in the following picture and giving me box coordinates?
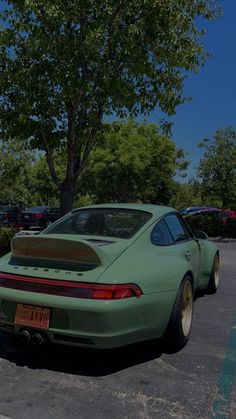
[179,207,207,216]
[0,205,22,227]
[0,204,219,351]
[184,207,223,218]
[183,207,236,220]
[223,209,236,219]
[179,207,236,219]
[18,206,60,230]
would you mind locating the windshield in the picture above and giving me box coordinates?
[44,208,152,239]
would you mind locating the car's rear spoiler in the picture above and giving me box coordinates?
[11,235,104,268]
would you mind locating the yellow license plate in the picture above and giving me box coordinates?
[15,304,50,330]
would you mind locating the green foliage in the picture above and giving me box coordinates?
[0,142,60,207]
[223,218,236,238]
[0,227,16,251]
[196,128,236,208]
[73,194,94,208]
[0,141,34,207]
[29,156,62,205]
[169,182,202,210]
[78,120,188,204]
[185,216,236,238]
[0,0,219,212]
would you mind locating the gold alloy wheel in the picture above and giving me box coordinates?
[181,280,193,337]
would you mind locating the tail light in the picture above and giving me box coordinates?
[89,284,142,299]
[33,213,43,219]
[0,272,142,299]
[4,211,8,221]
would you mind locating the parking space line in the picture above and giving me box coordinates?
[212,314,236,418]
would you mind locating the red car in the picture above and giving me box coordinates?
[184,207,236,221]
[184,207,222,217]
[223,209,236,219]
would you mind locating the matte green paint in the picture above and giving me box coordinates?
[0,204,218,349]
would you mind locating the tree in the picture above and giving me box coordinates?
[169,182,202,210]
[0,1,219,213]
[29,157,61,205]
[0,141,34,207]
[0,143,60,207]
[78,120,188,204]
[196,128,236,208]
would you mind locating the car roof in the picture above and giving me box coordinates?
[72,203,175,219]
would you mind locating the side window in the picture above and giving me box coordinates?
[165,214,188,242]
[179,215,194,238]
[151,219,174,246]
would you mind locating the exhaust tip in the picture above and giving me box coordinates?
[20,330,31,344]
[31,333,45,345]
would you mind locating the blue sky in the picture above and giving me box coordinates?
[148,0,236,175]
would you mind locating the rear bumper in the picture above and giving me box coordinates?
[0,287,177,349]
[18,220,40,227]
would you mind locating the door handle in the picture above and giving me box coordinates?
[185,250,192,260]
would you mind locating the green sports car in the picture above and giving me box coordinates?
[0,204,219,350]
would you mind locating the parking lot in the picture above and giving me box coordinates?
[0,242,235,419]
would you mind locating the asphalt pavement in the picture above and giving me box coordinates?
[0,243,235,419]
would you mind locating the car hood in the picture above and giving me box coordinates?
[0,234,132,283]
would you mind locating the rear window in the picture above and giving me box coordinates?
[25,206,48,212]
[44,208,152,239]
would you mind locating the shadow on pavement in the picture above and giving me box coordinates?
[0,331,176,377]
[0,290,210,376]
[0,289,210,377]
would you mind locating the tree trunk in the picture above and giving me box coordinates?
[60,179,75,216]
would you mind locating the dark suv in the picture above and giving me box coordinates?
[18,206,60,229]
[0,205,22,227]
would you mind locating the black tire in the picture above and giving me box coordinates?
[164,275,194,351]
[207,254,220,294]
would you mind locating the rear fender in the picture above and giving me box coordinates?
[198,240,219,288]
[99,250,193,295]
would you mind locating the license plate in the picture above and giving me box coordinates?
[15,304,50,329]
[24,215,30,219]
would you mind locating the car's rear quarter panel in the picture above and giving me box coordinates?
[99,232,193,294]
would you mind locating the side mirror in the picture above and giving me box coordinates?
[194,230,208,240]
